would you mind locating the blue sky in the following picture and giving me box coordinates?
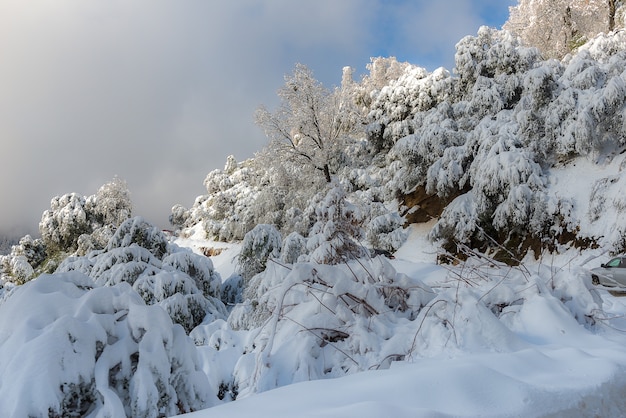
[0,0,516,235]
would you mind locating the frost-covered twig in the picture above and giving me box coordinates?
[407,299,447,360]
[282,316,359,366]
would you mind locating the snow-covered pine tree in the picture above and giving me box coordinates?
[307,183,367,264]
[237,224,282,280]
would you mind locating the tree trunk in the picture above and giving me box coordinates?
[323,164,331,183]
[609,0,616,31]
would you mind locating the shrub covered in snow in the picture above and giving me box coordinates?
[0,272,213,417]
[1,179,133,284]
[237,224,282,281]
[41,178,132,254]
[199,248,604,401]
[360,27,626,256]
[58,217,227,333]
[226,257,435,396]
[306,183,368,264]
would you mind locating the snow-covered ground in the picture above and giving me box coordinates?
[173,221,626,418]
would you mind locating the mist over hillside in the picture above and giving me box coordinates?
[0,236,17,256]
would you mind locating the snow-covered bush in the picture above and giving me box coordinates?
[85,176,132,229]
[219,245,603,399]
[307,183,367,264]
[40,193,91,253]
[40,179,132,254]
[169,204,189,229]
[280,232,308,264]
[175,157,268,241]
[1,179,133,284]
[454,26,540,96]
[366,212,407,252]
[0,272,213,416]
[0,254,34,285]
[226,258,435,396]
[237,224,282,281]
[58,217,227,333]
[0,235,46,284]
[106,216,169,259]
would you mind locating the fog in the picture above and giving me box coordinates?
[0,0,514,237]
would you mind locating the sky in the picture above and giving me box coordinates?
[0,0,516,236]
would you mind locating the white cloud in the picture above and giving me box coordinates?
[0,0,511,236]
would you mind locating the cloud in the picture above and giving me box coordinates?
[0,0,511,236]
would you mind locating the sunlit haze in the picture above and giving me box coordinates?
[0,0,515,236]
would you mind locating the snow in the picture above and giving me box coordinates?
[170,216,626,418]
[179,346,626,418]
[0,272,212,416]
[175,251,626,418]
[548,153,626,251]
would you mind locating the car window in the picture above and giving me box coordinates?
[607,258,622,267]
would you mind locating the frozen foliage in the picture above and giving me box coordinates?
[279,232,307,264]
[191,242,613,412]
[106,217,169,259]
[0,235,46,284]
[504,0,623,59]
[363,27,626,255]
[255,63,362,184]
[365,212,407,252]
[41,178,132,253]
[171,27,626,260]
[176,61,406,250]
[1,179,133,284]
[306,183,368,265]
[40,193,91,253]
[226,258,435,396]
[87,176,133,229]
[58,217,227,333]
[174,156,279,242]
[0,272,211,417]
[236,224,282,281]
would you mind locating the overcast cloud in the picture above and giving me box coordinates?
[0,0,515,236]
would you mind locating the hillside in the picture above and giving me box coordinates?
[174,231,626,417]
[173,27,626,263]
[1,26,626,417]
[166,151,626,417]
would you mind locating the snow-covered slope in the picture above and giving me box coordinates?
[173,216,626,417]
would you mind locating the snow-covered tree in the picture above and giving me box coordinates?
[226,258,435,396]
[40,193,91,253]
[307,183,367,265]
[86,176,132,229]
[256,63,360,183]
[237,224,282,281]
[504,0,623,59]
[280,231,308,264]
[40,178,132,255]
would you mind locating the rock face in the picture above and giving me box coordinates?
[401,185,467,225]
